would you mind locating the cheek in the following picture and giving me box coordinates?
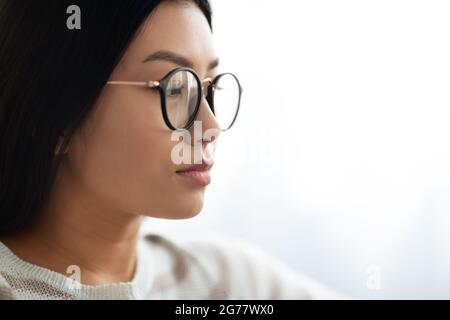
[68,89,177,212]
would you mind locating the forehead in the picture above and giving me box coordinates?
[119,1,217,75]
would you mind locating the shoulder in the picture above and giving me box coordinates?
[141,232,344,299]
[0,271,15,300]
[0,243,16,300]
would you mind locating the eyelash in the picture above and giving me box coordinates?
[167,84,185,97]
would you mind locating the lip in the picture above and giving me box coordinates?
[175,161,213,187]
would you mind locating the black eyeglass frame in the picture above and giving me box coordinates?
[107,67,243,132]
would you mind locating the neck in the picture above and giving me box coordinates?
[1,165,144,286]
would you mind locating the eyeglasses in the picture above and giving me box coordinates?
[107,67,242,131]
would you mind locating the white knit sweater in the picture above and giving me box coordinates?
[0,233,341,300]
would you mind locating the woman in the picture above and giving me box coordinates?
[0,0,338,299]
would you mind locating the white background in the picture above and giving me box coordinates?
[143,0,450,299]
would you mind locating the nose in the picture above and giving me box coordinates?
[190,96,221,146]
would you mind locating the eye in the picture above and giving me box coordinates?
[209,75,224,91]
[167,80,185,97]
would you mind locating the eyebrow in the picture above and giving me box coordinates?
[142,50,219,71]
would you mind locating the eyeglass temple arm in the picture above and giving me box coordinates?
[108,78,212,87]
[107,81,160,88]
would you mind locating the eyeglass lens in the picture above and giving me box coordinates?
[164,70,240,130]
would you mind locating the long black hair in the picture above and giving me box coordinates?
[0,0,212,235]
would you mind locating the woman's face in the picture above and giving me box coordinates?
[63,1,221,219]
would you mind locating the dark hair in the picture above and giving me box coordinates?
[0,0,212,235]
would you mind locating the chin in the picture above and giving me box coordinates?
[143,197,205,220]
[176,200,205,219]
